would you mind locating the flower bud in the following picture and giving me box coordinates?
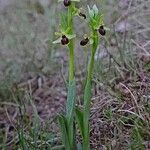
[79,12,86,19]
[80,38,89,46]
[63,0,71,7]
[98,25,106,36]
[61,35,69,45]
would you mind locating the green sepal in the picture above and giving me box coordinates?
[67,34,76,39]
[104,26,110,31]
[52,37,62,44]
[89,38,94,45]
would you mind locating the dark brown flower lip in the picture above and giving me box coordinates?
[80,37,89,46]
[63,0,71,7]
[98,25,106,36]
[61,35,69,45]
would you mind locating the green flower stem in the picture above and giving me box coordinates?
[66,3,76,150]
[83,29,98,150]
[68,4,75,82]
[68,40,75,82]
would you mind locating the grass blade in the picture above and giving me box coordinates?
[75,106,84,138]
[58,115,70,150]
[18,130,28,150]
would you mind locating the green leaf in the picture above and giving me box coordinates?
[75,107,84,138]
[58,115,70,150]
[83,81,92,133]
[83,80,92,149]
[66,79,76,124]
[65,79,76,149]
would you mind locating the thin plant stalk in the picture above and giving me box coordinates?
[83,29,99,150]
[55,2,77,149]
[66,3,76,150]
[68,4,75,82]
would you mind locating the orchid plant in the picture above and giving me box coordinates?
[53,0,106,149]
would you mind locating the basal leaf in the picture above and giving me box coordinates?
[66,79,76,124]
[75,107,84,138]
[58,115,70,150]
[83,80,92,139]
